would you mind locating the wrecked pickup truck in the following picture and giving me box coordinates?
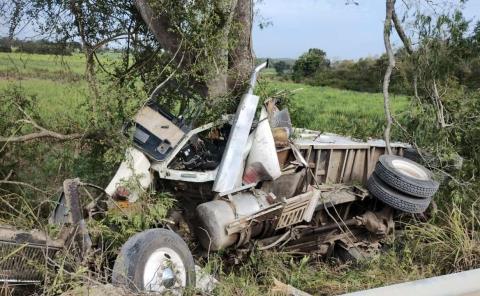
[0,62,439,294]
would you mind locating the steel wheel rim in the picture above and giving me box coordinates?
[391,159,429,180]
[143,247,187,294]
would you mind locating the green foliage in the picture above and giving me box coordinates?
[404,11,480,94]
[0,37,12,53]
[13,38,80,56]
[292,48,330,81]
[405,204,480,274]
[401,10,480,208]
[273,60,291,75]
[390,10,480,280]
[89,192,176,252]
[289,49,411,94]
[209,247,432,295]
[288,12,480,95]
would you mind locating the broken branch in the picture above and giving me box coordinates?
[0,105,85,143]
[0,130,83,143]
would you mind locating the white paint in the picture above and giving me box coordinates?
[105,147,152,202]
[392,159,429,180]
[244,106,281,183]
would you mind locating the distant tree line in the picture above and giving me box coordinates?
[0,37,82,55]
[282,20,480,94]
[283,48,411,94]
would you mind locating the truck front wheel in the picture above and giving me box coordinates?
[112,228,196,294]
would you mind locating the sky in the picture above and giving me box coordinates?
[252,0,480,60]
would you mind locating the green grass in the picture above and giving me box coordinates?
[0,52,120,79]
[0,79,90,129]
[0,52,87,75]
[0,52,410,139]
[263,80,410,139]
[0,52,125,130]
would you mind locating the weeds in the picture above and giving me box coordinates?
[405,204,480,274]
[205,246,434,296]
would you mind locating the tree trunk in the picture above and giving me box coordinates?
[392,9,413,55]
[134,0,182,58]
[383,0,395,155]
[134,0,254,100]
[206,0,239,100]
[228,0,254,92]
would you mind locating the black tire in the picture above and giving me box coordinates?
[375,155,439,198]
[112,228,195,293]
[403,148,421,163]
[367,173,432,213]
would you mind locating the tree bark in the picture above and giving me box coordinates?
[0,131,83,142]
[392,9,413,55]
[134,0,253,100]
[228,0,254,91]
[207,0,239,99]
[383,0,395,155]
[431,79,449,128]
[134,0,215,98]
[134,0,182,58]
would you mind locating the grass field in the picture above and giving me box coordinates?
[263,80,409,139]
[0,52,410,139]
[0,52,120,75]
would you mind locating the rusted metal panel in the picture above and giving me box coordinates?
[0,226,64,283]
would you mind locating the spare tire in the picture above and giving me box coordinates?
[367,173,432,213]
[375,155,439,198]
[403,148,422,163]
[112,228,195,294]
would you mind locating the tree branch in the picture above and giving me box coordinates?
[383,0,395,155]
[134,0,210,97]
[1,105,84,143]
[147,51,185,102]
[134,0,182,57]
[392,9,413,54]
[0,130,83,143]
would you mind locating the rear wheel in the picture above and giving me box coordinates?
[375,155,439,198]
[112,228,195,294]
[368,173,432,213]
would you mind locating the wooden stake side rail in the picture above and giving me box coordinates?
[293,131,407,186]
